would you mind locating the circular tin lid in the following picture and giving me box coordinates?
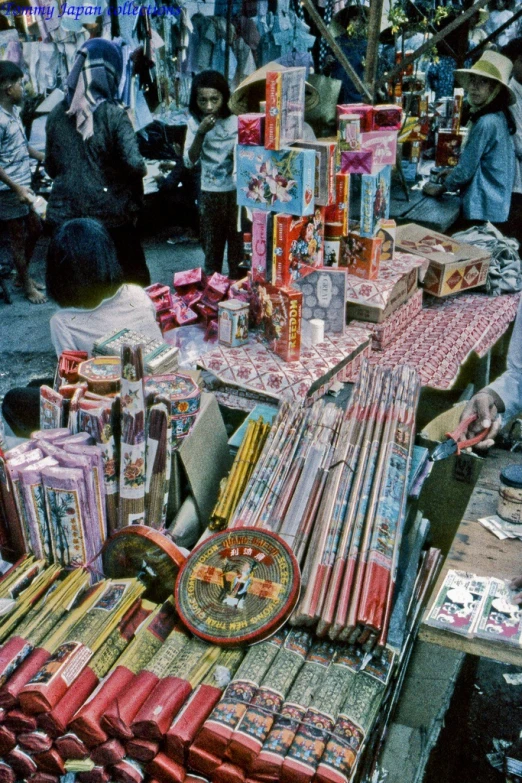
[500,465,522,489]
[175,528,300,647]
[102,526,186,603]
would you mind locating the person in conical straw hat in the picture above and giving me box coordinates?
[423,50,516,227]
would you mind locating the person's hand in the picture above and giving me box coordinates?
[510,575,522,604]
[197,115,216,136]
[422,181,445,198]
[459,391,501,450]
[159,161,177,173]
[13,185,34,205]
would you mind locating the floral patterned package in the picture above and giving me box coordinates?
[339,233,382,281]
[119,346,146,529]
[473,578,522,646]
[19,458,58,562]
[236,146,316,217]
[272,209,325,288]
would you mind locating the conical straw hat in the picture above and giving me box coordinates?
[229,61,320,116]
[455,50,516,106]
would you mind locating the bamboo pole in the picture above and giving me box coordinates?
[364,0,386,102]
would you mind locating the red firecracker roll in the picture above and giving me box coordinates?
[32,748,65,775]
[0,725,16,755]
[146,752,186,783]
[28,774,59,783]
[0,763,15,783]
[0,648,50,709]
[212,762,246,783]
[102,670,159,739]
[6,747,38,778]
[111,758,145,783]
[91,738,126,766]
[188,746,222,778]
[165,684,222,765]
[54,732,89,760]
[126,738,159,762]
[131,677,192,740]
[69,667,135,746]
[5,708,38,732]
[37,667,98,737]
[77,767,110,783]
[18,731,53,753]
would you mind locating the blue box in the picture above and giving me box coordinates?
[359,164,391,238]
[236,145,316,217]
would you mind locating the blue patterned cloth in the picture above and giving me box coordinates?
[426,56,456,99]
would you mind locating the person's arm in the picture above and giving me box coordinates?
[0,165,33,203]
[113,108,147,178]
[28,145,44,164]
[460,296,522,448]
[183,115,215,167]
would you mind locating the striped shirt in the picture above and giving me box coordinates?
[0,105,32,191]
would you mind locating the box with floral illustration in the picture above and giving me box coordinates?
[292,140,337,206]
[250,281,302,362]
[236,145,316,217]
[272,208,325,288]
[349,165,391,238]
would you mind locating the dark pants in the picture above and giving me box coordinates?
[198,190,243,279]
[106,222,150,287]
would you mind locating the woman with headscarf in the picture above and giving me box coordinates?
[423,51,516,228]
[45,38,150,286]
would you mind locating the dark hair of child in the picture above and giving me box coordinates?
[46,218,124,309]
[0,61,24,89]
[188,70,232,121]
[502,37,522,64]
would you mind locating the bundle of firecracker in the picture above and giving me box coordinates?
[0,345,205,569]
[230,359,421,651]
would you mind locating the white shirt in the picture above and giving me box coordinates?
[183,114,237,192]
[510,78,522,195]
[50,284,162,357]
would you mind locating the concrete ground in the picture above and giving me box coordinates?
[0,222,521,782]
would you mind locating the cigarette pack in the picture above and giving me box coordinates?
[251,210,274,283]
[272,210,325,288]
[375,218,396,262]
[336,104,373,132]
[358,165,391,238]
[340,232,382,280]
[293,268,347,335]
[236,145,316,217]
[360,130,398,167]
[324,173,350,233]
[292,140,336,206]
[265,68,306,151]
[252,282,302,362]
[238,113,266,146]
[396,223,491,297]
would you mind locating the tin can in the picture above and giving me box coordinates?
[218,300,249,348]
[498,465,522,523]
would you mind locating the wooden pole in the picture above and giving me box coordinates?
[301,0,373,102]
[375,0,490,90]
[467,5,522,61]
[364,0,386,103]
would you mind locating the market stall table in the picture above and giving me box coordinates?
[369,292,520,390]
[390,181,461,234]
[419,448,522,666]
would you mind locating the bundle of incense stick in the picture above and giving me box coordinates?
[225,629,313,770]
[189,628,289,775]
[101,625,190,740]
[37,599,152,739]
[145,403,170,529]
[0,570,91,690]
[78,402,119,536]
[131,638,220,741]
[289,361,420,649]
[119,346,146,528]
[210,418,271,531]
[0,564,61,646]
[314,650,395,783]
[280,647,363,783]
[18,457,59,561]
[0,557,47,628]
[164,648,244,766]
[19,579,144,714]
[69,598,178,747]
[250,638,337,781]
[0,575,108,709]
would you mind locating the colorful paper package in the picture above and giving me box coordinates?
[252,282,303,362]
[358,165,391,238]
[372,104,402,130]
[351,288,423,350]
[325,173,350,234]
[251,210,274,283]
[292,140,336,206]
[339,150,374,176]
[375,218,396,262]
[340,233,382,280]
[236,145,316,217]
[238,113,265,146]
[293,268,347,335]
[360,130,398,167]
[265,68,305,151]
[272,209,325,288]
[336,104,373,132]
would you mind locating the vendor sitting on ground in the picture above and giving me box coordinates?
[423,51,516,229]
[2,218,161,438]
[460,293,522,603]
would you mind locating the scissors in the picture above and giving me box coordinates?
[430,414,490,461]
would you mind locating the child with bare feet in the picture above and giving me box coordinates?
[0,61,46,304]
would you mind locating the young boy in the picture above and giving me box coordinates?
[0,61,46,304]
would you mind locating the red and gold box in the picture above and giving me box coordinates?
[252,283,302,362]
[435,130,464,167]
[340,232,382,280]
[324,172,350,234]
[272,210,325,288]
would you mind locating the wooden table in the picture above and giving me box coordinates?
[390,182,461,233]
[419,448,522,665]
